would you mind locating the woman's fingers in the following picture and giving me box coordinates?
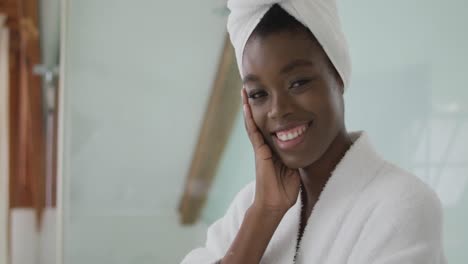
[241,87,248,105]
[241,89,300,212]
[241,88,266,150]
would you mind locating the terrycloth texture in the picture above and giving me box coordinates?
[181,132,446,264]
[227,0,352,88]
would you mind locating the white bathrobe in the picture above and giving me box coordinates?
[181,132,446,264]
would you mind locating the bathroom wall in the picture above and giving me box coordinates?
[61,0,228,263]
[61,0,468,263]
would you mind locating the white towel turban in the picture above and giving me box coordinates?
[227,0,352,89]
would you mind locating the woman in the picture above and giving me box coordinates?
[182,1,445,263]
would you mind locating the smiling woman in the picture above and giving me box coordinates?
[182,1,446,264]
[242,29,348,169]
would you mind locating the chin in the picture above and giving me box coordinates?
[278,146,326,169]
[280,154,313,169]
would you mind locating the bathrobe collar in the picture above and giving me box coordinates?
[262,131,386,263]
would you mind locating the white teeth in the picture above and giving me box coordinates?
[276,125,308,142]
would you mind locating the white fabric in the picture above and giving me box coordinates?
[227,0,352,89]
[181,132,446,264]
[11,209,38,264]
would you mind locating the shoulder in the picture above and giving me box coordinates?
[182,183,257,263]
[350,162,446,263]
[375,162,441,208]
[233,180,256,207]
[366,161,443,229]
[212,181,256,231]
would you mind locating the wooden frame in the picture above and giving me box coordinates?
[0,0,46,226]
[178,34,242,225]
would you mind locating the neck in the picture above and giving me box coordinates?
[298,129,353,206]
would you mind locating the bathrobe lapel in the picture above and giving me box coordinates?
[262,132,385,263]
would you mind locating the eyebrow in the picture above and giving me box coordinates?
[242,59,315,85]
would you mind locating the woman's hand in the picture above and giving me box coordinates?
[241,88,301,215]
[218,89,302,264]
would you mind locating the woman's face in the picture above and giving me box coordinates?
[242,30,346,169]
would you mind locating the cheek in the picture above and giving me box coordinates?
[250,107,265,129]
[318,90,345,132]
[296,88,327,112]
[297,86,343,124]
[327,88,344,117]
[250,107,270,137]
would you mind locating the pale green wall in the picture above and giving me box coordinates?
[62,0,467,263]
[203,1,468,263]
[61,0,228,263]
[202,110,255,223]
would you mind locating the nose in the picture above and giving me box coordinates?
[267,92,293,120]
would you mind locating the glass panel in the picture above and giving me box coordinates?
[61,0,228,263]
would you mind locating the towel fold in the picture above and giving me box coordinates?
[227,0,352,89]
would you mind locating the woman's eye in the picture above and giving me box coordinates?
[290,79,310,89]
[248,90,268,99]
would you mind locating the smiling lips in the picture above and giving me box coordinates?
[273,122,311,150]
[275,124,308,141]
